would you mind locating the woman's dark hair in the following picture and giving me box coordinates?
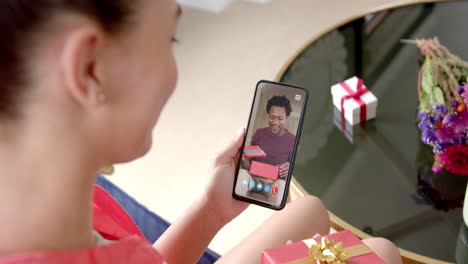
[0,0,136,120]
[266,95,292,117]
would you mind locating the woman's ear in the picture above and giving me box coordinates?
[60,27,105,107]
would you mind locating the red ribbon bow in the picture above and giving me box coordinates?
[339,78,369,124]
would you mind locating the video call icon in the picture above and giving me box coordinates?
[249,181,255,189]
[264,185,271,193]
[256,183,263,191]
[242,179,248,186]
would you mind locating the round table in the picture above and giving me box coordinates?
[276,1,468,263]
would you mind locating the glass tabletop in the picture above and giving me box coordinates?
[279,1,468,262]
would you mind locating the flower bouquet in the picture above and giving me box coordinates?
[407,38,468,176]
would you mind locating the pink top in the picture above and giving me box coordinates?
[0,236,165,264]
[0,185,166,263]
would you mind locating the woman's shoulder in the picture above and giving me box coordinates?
[0,236,166,264]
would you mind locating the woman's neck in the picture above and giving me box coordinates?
[0,125,100,256]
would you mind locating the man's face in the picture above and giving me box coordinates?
[268,106,287,135]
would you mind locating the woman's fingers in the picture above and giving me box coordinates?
[212,128,245,167]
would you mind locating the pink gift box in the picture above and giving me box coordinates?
[249,161,279,180]
[244,145,267,158]
[262,230,385,264]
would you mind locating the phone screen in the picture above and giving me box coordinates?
[233,80,308,210]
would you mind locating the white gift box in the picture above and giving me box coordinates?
[331,76,378,125]
[332,106,375,144]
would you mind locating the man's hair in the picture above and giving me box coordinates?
[266,95,292,117]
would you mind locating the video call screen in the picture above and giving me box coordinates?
[234,81,307,207]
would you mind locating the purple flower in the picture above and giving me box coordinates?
[463,92,468,105]
[416,105,468,152]
[418,113,434,131]
[432,165,442,174]
[433,146,444,153]
[435,126,464,143]
[422,130,437,144]
[443,114,456,125]
[418,120,431,131]
[432,104,448,114]
[439,142,452,152]
[457,86,465,94]
[463,84,468,105]
[450,110,468,133]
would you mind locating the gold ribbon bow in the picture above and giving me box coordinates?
[286,236,372,264]
[309,237,350,264]
[99,165,115,175]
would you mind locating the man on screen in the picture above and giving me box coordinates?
[242,95,296,179]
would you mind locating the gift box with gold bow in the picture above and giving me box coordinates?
[261,230,385,264]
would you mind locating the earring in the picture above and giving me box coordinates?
[98,93,106,102]
[89,81,106,102]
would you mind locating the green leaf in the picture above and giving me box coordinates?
[421,62,435,95]
[460,67,468,82]
[428,93,436,105]
[419,93,430,112]
[433,86,445,104]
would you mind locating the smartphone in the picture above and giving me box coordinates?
[232,80,308,210]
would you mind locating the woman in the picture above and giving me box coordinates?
[0,0,402,263]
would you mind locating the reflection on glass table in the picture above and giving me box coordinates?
[279,2,468,263]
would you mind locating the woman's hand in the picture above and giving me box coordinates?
[203,128,249,226]
[286,234,321,245]
[154,129,249,263]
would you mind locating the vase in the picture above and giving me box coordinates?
[415,141,468,212]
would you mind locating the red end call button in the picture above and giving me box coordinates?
[272,187,279,195]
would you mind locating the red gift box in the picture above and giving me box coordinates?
[249,161,279,180]
[262,230,385,264]
[244,145,267,158]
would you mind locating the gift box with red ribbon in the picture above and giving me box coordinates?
[331,77,378,125]
[332,106,376,144]
[262,230,385,264]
